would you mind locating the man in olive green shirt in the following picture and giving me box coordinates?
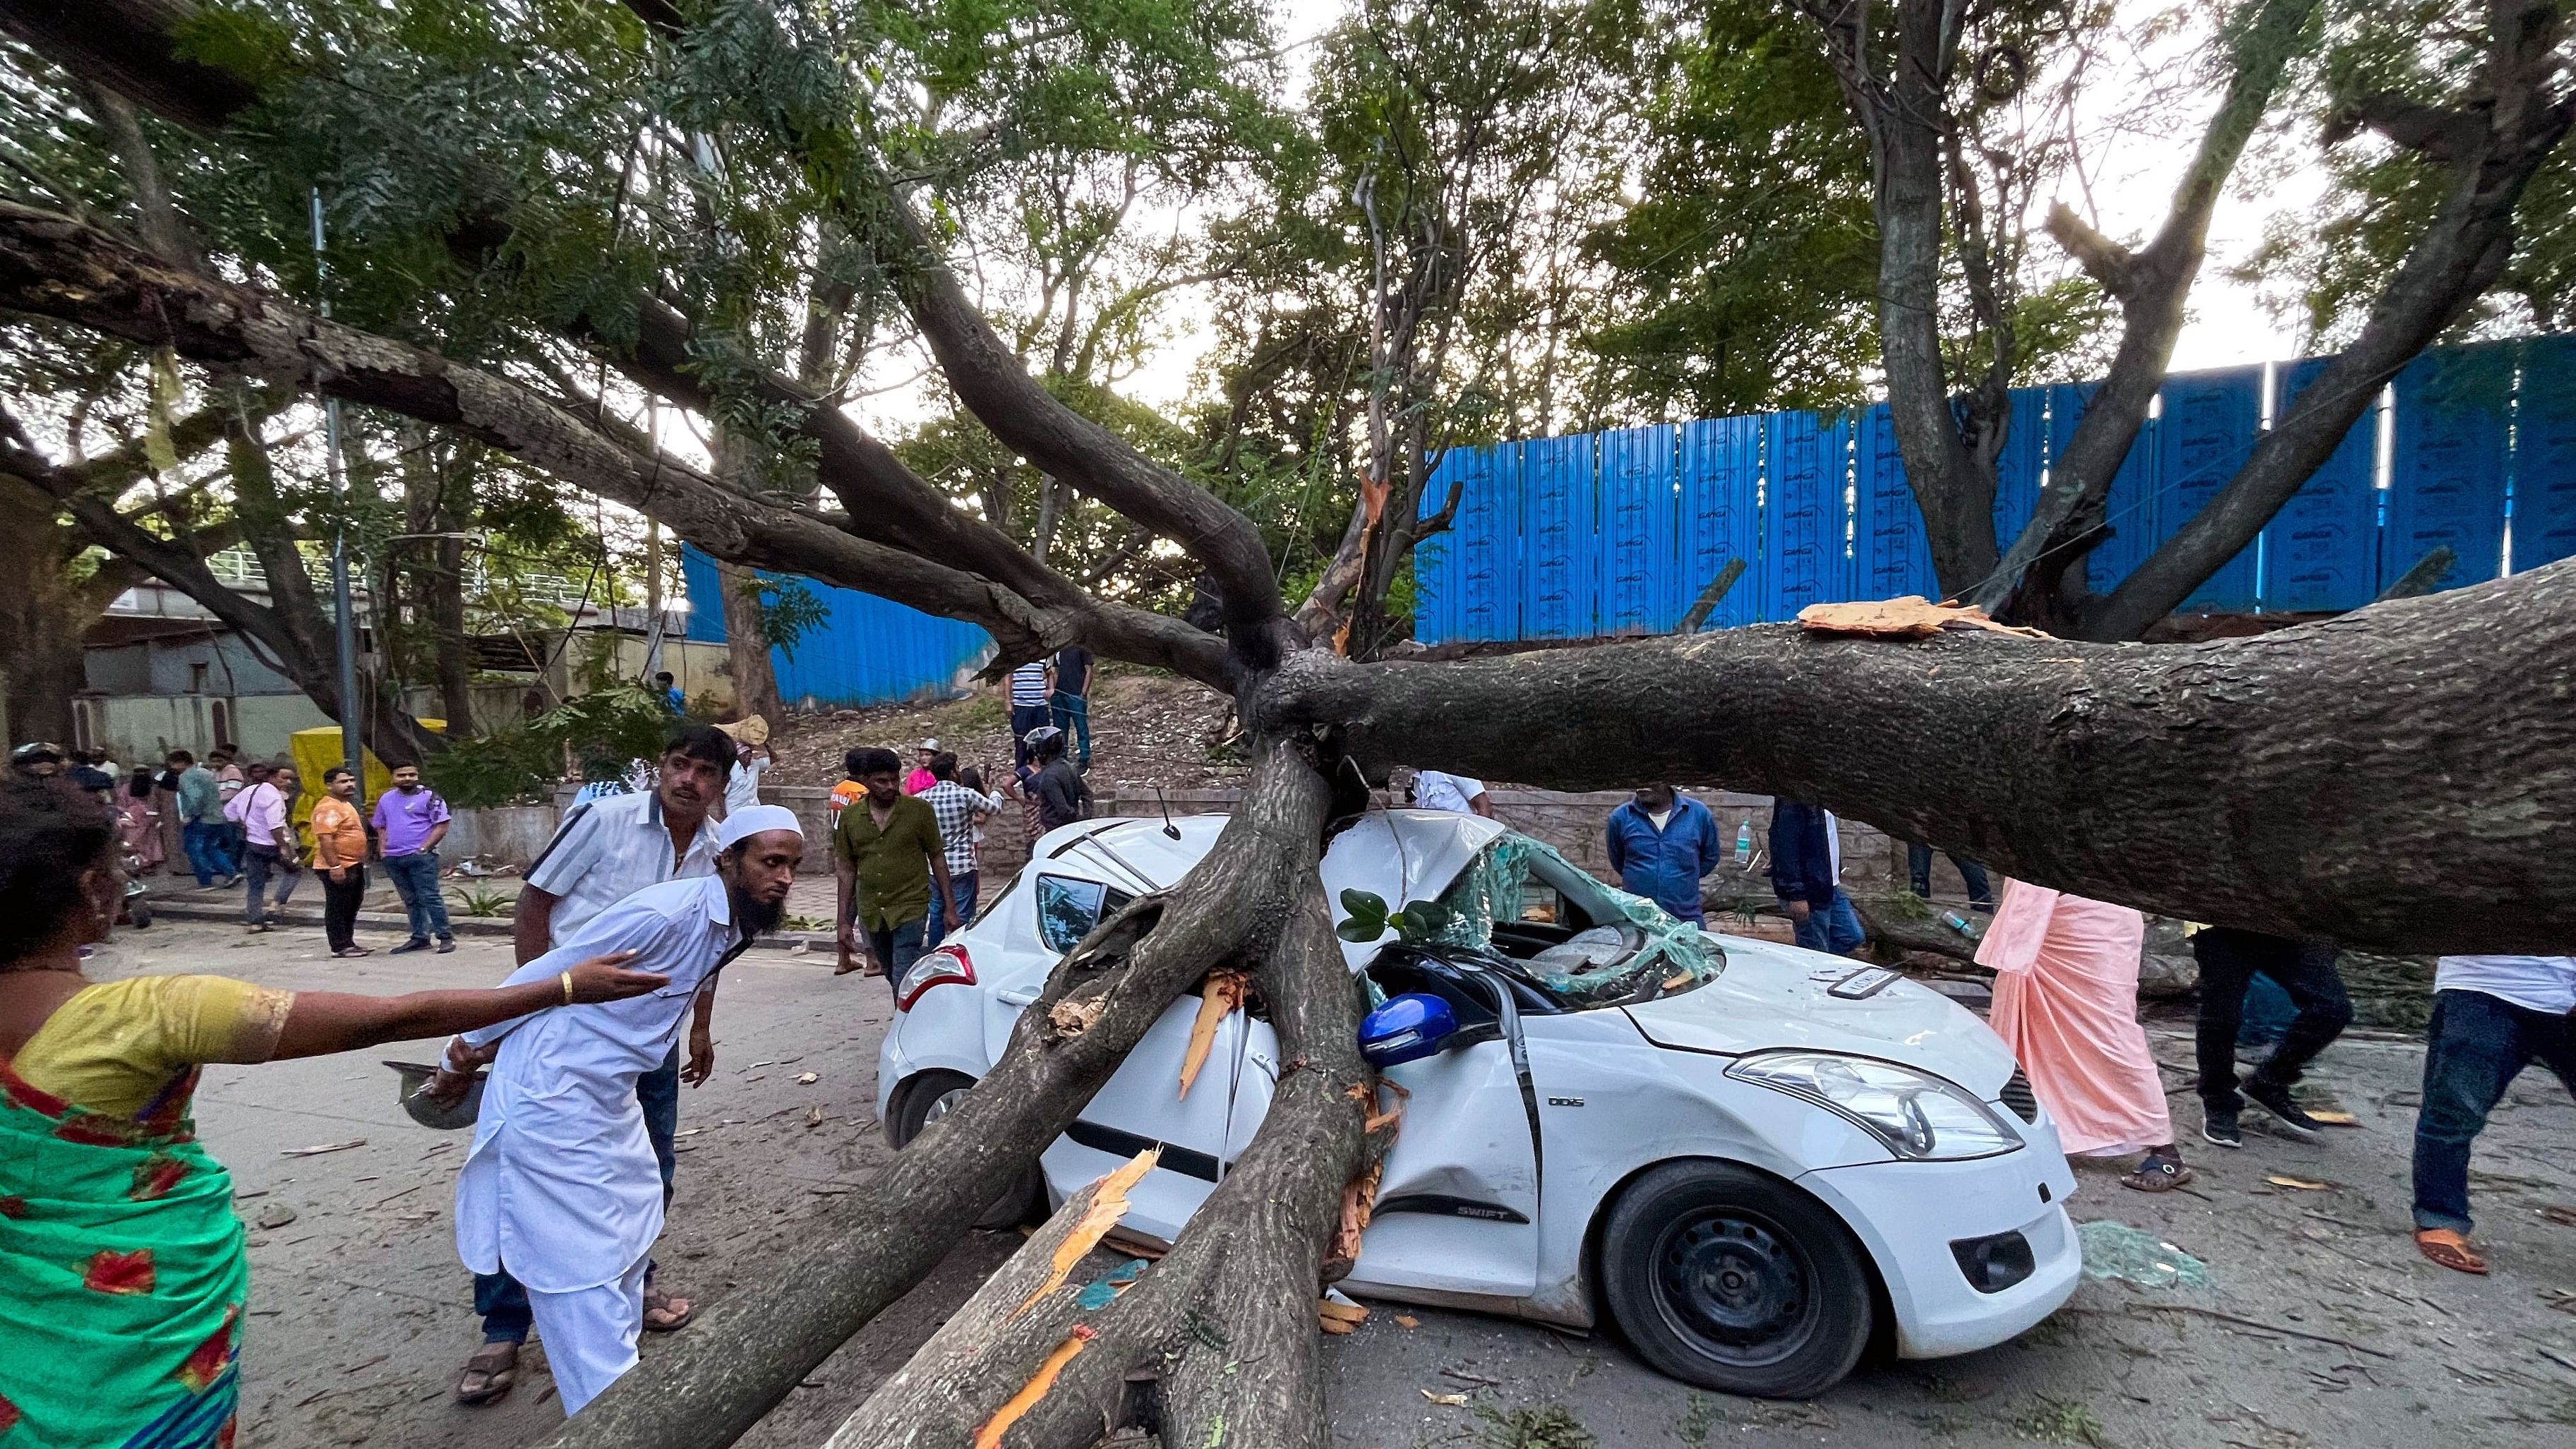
[833,746,962,996]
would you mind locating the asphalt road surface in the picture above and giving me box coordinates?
[80,917,2576,1448]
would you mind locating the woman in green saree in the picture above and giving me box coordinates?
[0,780,665,1447]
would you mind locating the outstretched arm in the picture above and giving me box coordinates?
[270,952,663,1060]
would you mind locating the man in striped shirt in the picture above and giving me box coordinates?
[1008,658,1051,766]
[450,723,734,1407]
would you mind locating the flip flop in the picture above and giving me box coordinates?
[642,1287,694,1332]
[456,1341,519,1405]
[2121,1152,2195,1193]
[2414,1228,2488,1275]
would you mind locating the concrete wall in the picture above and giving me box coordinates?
[85,632,306,698]
[74,692,337,768]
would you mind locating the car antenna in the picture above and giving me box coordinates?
[1156,786,1181,840]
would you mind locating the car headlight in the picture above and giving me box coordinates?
[1726,1051,2022,1161]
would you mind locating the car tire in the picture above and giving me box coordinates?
[889,1070,1045,1231]
[1599,1160,1874,1399]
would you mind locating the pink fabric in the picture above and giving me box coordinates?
[1976,879,2169,1156]
[118,795,164,867]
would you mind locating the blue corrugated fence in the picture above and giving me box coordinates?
[678,545,992,709]
[1415,334,2576,643]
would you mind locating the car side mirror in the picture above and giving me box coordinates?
[1359,992,1459,1069]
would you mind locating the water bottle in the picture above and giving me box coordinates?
[1942,910,1985,940]
[1733,820,1752,867]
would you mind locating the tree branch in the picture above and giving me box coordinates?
[2085,2,2576,640]
[1969,0,2323,618]
[0,200,1232,690]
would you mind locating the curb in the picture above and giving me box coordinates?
[140,896,831,955]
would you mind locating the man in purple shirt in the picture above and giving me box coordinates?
[372,762,456,954]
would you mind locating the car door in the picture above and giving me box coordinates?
[1027,874,1244,1242]
[1230,973,1545,1303]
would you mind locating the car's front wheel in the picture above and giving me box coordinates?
[887,1070,1045,1230]
[1599,1160,1873,1398]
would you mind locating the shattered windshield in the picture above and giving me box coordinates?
[1428,834,1724,1006]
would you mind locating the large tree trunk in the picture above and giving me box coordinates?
[538,738,1335,1449]
[714,558,783,722]
[819,882,1377,1449]
[0,488,96,746]
[1258,564,2576,954]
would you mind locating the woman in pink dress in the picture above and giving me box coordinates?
[1975,878,2191,1191]
[118,769,164,872]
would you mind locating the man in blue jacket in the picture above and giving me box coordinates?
[1769,799,1865,956]
[1605,785,1722,925]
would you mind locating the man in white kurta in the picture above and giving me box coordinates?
[437,806,802,1414]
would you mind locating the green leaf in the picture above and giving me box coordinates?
[1336,888,1390,942]
[1335,916,1390,943]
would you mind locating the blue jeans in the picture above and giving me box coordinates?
[381,850,452,942]
[1009,704,1052,766]
[926,870,979,949]
[2412,989,2576,1234]
[1906,843,1994,911]
[181,822,229,886]
[478,1045,682,1342]
[1790,889,1865,957]
[1049,690,1091,764]
[869,917,927,1003]
[242,845,296,924]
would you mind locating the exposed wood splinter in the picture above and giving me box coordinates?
[1013,1150,1159,1319]
[970,1325,1095,1449]
[1329,1162,1382,1268]
[1176,968,1251,1099]
[1796,596,2051,639]
[1318,1297,1369,1335]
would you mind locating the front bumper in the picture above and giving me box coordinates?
[1796,1108,2081,1359]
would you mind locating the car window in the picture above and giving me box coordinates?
[1036,874,1136,953]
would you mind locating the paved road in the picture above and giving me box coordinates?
[83,918,2576,1448]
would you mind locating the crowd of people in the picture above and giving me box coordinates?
[1,687,2565,1440]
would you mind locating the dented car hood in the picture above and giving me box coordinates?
[1620,933,2018,1098]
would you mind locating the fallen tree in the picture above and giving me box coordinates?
[4,4,2572,1448]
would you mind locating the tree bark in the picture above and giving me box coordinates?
[536,738,1334,1449]
[714,558,783,722]
[819,882,1376,1449]
[1257,563,2576,954]
[0,482,108,746]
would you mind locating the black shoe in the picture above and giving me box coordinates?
[389,937,433,955]
[2243,1080,2325,1141]
[2201,1110,2242,1148]
[435,937,457,954]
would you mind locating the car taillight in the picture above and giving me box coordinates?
[896,944,975,1011]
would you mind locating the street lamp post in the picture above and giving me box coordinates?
[311,188,363,782]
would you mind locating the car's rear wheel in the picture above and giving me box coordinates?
[1600,1160,1873,1398]
[889,1070,1045,1229]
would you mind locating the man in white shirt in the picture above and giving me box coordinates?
[718,714,771,816]
[2410,953,2576,1275]
[447,725,733,1405]
[1411,768,1493,818]
[430,805,802,1416]
[226,762,301,931]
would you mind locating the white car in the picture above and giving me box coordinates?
[877,810,2078,1397]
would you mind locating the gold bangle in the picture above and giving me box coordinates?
[560,971,574,1005]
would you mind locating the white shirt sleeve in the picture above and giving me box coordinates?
[525,802,606,897]
[460,898,687,1048]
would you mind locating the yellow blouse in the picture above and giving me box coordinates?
[13,975,294,1120]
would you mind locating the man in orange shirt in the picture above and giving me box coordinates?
[312,766,372,958]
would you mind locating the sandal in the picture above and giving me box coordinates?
[2121,1151,2196,1193]
[335,946,372,958]
[2414,1228,2488,1275]
[455,1341,519,1405]
[642,1287,695,1333]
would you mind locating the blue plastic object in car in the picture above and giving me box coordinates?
[1359,992,1459,1068]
